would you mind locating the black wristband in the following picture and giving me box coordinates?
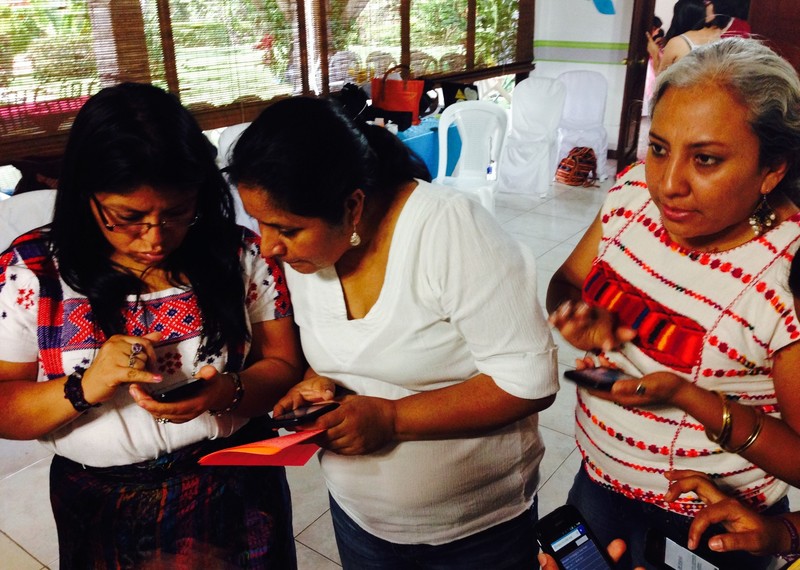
[63,368,100,413]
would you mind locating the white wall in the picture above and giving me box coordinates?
[655,0,677,31]
[531,0,635,150]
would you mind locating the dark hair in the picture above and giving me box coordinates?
[791,254,800,299]
[665,0,729,42]
[652,38,800,200]
[52,82,249,354]
[713,0,750,21]
[226,96,430,225]
[652,16,663,29]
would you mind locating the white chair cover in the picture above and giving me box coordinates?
[0,189,57,250]
[496,76,566,196]
[433,100,509,216]
[556,70,610,180]
[217,122,259,233]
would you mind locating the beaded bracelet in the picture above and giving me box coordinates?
[208,372,244,416]
[705,391,732,447]
[778,516,800,561]
[722,407,765,454]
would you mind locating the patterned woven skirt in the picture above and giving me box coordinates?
[50,418,296,570]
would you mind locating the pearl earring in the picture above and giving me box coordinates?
[349,225,361,247]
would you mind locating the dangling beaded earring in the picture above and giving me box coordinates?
[749,194,777,236]
[349,224,362,247]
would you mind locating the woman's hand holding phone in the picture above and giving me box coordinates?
[268,402,340,428]
[538,538,639,570]
[130,365,234,424]
[272,372,337,419]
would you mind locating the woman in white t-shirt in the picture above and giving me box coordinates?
[226,96,559,570]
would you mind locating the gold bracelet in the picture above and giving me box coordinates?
[706,391,732,447]
[722,407,765,454]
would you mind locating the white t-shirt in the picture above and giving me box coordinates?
[0,230,291,467]
[286,180,559,544]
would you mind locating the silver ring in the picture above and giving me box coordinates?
[129,342,144,368]
[635,382,646,396]
[156,417,170,424]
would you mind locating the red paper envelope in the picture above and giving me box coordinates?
[198,429,323,467]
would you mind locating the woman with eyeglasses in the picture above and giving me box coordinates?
[0,83,303,569]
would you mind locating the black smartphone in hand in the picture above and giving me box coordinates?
[535,505,617,570]
[563,367,634,391]
[149,379,208,402]
[268,402,340,428]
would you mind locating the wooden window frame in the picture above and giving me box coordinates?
[1,0,535,164]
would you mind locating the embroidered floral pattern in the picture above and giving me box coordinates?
[576,163,800,516]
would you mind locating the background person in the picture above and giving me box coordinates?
[547,38,800,569]
[0,83,303,569]
[648,0,726,75]
[227,96,559,570]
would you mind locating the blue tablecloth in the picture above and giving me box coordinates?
[397,115,461,179]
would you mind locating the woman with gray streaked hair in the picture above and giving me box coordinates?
[652,36,800,201]
[547,38,800,569]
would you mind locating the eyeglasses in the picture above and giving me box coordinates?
[91,195,199,236]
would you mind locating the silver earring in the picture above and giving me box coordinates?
[349,226,361,247]
[749,194,776,236]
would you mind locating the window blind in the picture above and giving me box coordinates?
[0,0,535,164]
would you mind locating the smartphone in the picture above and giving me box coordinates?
[149,379,208,403]
[563,367,633,391]
[644,529,719,570]
[268,402,340,428]
[535,505,617,570]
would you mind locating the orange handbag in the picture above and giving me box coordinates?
[371,65,425,125]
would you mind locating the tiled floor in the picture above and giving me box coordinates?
[1,170,793,568]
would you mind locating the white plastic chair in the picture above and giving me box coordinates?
[216,122,259,233]
[433,100,508,216]
[496,76,566,196]
[0,189,57,250]
[556,70,610,181]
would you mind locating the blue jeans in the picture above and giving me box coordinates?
[329,495,540,569]
[567,468,787,570]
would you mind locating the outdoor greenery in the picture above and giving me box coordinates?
[0,1,96,88]
[475,0,518,65]
[329,0,360,53]
[410,0,466,48]
[410,0,518,67]
[1,0,520,103]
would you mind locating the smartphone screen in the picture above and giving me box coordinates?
[536,505,616,570]
[563,367,633,391]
